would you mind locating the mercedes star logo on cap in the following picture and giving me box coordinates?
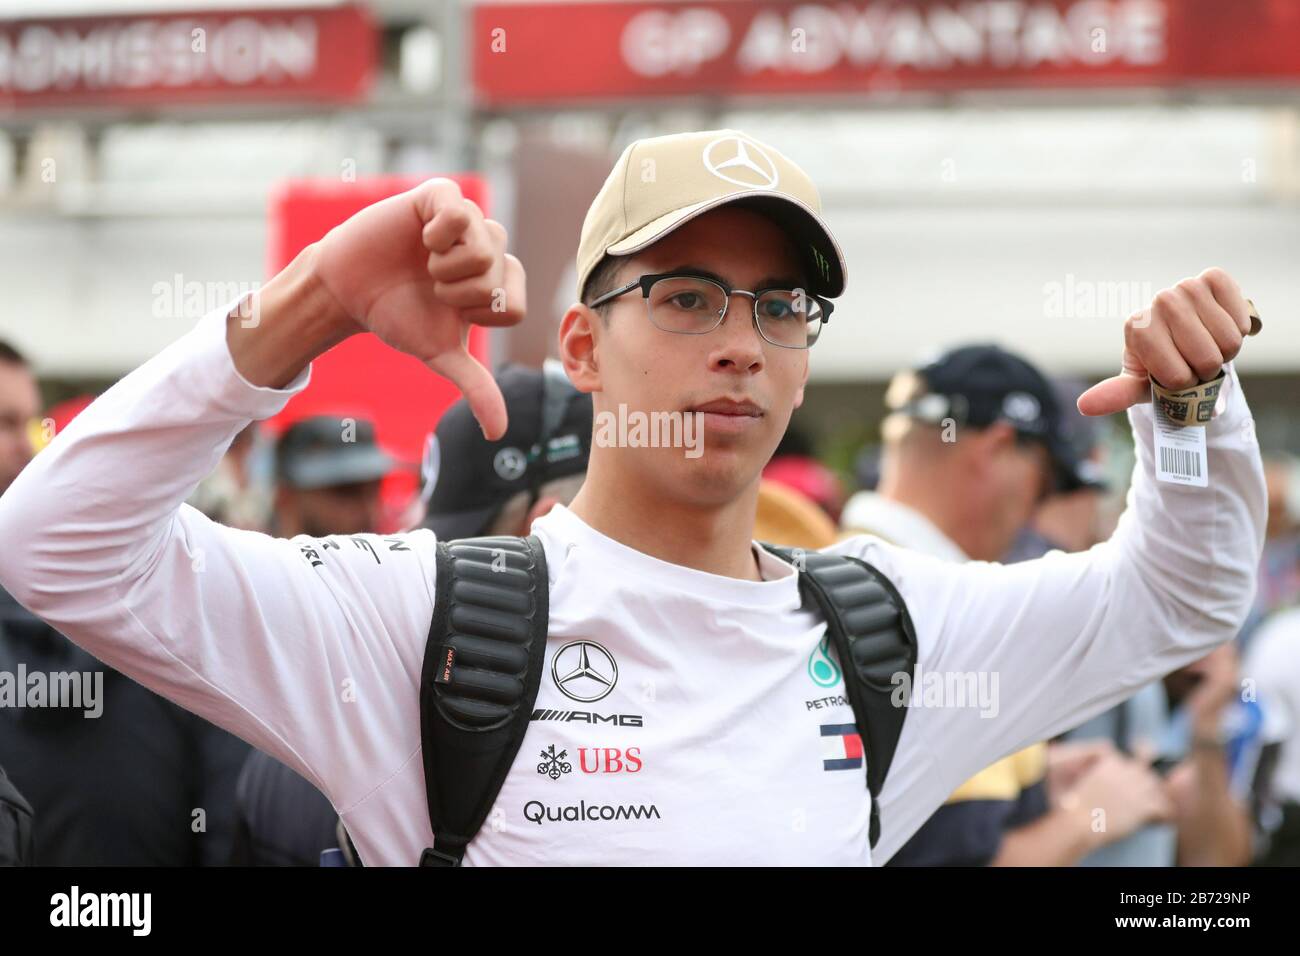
[703,135,780,189]
[493,447,527,481]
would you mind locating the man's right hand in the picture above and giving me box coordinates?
[235,178,526,439]
[1061,745,1175,847]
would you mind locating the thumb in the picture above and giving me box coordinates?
[427,347,508,441]
[1077,368,1151,417]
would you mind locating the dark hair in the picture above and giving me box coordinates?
[0,340,29,368]
[582,255,627,319]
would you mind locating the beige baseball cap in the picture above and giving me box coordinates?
[575,129,847,302]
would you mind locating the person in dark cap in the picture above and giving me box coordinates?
[272,415,395,539]
[844,344,1172,866]
[231,368,592,865]
[415,362,592,540]
[842,343,1104,562]
[1003,378,1112,563]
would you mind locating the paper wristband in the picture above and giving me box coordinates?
[1150,299,1261,427]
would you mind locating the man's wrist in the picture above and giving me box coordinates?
[226,243,360,389]
[1190,733,1226,755]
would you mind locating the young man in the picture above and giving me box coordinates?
[0,130,1266,865]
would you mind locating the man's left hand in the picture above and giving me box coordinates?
[1078,267,1253,417]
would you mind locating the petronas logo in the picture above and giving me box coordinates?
[807,636,841,688]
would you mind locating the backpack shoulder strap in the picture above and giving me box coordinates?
[760,543,918,849]
[418,534,549,867]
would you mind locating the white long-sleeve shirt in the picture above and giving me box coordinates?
[0,304,1267,865]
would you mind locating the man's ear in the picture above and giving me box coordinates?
[980,421,1021,463]
[559,303,601,394]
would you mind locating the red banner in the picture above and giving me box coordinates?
[472,0,1300,105]
[0,5,375,111]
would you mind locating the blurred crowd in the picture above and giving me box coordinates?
[0,327,1297,867]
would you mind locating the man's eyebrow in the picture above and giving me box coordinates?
[661,264,726,284]
[661,265,808,289]
[756,275,807,290]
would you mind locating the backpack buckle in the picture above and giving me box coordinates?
[419,845,463,867]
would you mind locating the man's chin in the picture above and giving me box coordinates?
[672,451,766,504]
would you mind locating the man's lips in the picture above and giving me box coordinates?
[686,398,765,435]
[688,398,765,417]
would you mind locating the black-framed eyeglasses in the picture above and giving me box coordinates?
[589,271,833,350]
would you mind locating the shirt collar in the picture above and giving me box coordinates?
[840,491,970,562]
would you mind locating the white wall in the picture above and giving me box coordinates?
[0,120,383,376]
[814,201,1300,381]
[0,214,266,376]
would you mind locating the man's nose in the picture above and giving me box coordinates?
[709,294,765,371]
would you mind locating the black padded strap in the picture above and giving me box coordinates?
[419,535,549,867]
[761,544,917,848]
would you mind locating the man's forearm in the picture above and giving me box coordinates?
[991,806,1099,866]
[1175,748,1253,866]
[227,244,358,389]
[0,281,316,628]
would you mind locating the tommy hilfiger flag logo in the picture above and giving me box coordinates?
[820,723,863,771]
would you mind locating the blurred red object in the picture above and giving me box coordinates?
[33,394,96,452]
[763,455,844,523]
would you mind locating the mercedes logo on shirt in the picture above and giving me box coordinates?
[552,640,618,703]
[702,135,780,190]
